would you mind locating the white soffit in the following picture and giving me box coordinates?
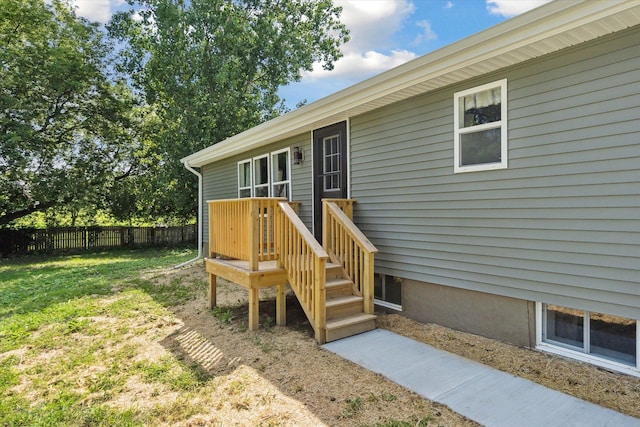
[182,0,640,167]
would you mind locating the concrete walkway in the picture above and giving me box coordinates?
[323,329,640,427]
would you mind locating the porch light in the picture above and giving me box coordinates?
[293,146,304,164]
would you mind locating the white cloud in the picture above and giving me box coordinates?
[71,0,126,24]
[305,0,417,81]
[303,49,417,81]
[414,20,437,45]
[445,1,454,9]
[336,0,415,52]
[486,0,552,18]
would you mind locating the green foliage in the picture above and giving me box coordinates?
[263,315,275,329]
[134,357,209,391]
[212,306,233,324]
[340,396,364,419]
[1,0,348,226]
[133,276,202,307]
[371,416,435,427]
[0,0,138,227]
[106,0,349,221]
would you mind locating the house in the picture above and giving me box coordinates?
[181,0,640,376]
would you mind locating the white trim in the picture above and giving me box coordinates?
[270,147,291,200]
[454,79,508,173]
[535,302,543,345]
[237,159,252,198]
[536,302,639,377]
[252,154,270,197]
[637,321,640,371]
[374,299,402,311]
[321,133,341,192]
[584,310,591,355]
[309,130,315,236]
[181,1,640,167]
[536,342,640,378]
[346,118,351,199]
[174,161,203,268]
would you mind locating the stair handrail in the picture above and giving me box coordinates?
[322,200,378,315]
[275,201,329,343]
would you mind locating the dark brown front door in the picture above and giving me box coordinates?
[313,121,348,241]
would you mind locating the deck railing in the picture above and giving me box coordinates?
[208,197,372,343]
[275,201,328,343]
[322,198,355,220]
[323,200,378,315]
[208,198,284,270]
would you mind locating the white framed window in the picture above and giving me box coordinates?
[536,303,639,377]
[238,160,252,198]
[238,149,294,199]
[374,274,402,311]
[253,154,270,197]
[454,79,507,173]
[323,134,341,191]
[271,148,291,199]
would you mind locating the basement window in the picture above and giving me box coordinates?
[454,79,507,173]
[374,274,402,310]
[538,303,639,376]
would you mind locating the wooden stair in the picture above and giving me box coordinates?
[323,262,376,342]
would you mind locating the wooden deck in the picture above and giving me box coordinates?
[205,198,378,344]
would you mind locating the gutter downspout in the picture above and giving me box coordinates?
[175,160,203,268]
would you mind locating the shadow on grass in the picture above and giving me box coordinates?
[0,248,195,318]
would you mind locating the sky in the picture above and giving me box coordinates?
[70,0,551,109]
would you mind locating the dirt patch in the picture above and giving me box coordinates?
[126,261,640,424]
[141,263,477,426]
[160,291,474,425]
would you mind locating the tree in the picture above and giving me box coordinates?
[0,0,136,227]
[107,0,349,221]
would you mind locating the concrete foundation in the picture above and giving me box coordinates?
[402,279,536,347]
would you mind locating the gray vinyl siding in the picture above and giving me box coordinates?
[350,27,640,319]
[201,133,312,243]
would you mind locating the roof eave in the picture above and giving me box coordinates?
[182,0,640,168]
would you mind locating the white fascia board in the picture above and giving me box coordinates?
[181,0,640,168]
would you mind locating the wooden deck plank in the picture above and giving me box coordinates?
[205,258,287,289]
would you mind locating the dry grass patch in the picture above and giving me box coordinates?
[4,250,638,426]
[377,314,640,419]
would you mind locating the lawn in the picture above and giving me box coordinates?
[3,249,637,426]
[0,248,207,426]
[0,248,468,427]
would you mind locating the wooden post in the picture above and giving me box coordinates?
[248,288,259,331]
[363,253,374,315]
[208,273,217,309]
[276,284,286,326]
[322,201,328,248]
[249,200,259,271]
[313,257,327,344]
[208,201,215,257]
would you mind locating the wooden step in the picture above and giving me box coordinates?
[325,263,344,280]
[326,278,353,298]
[325,313,376,342]
[326,295,363,320]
